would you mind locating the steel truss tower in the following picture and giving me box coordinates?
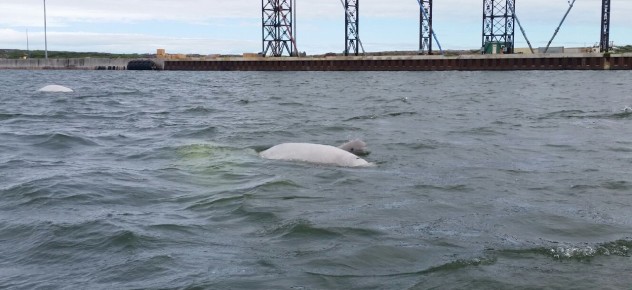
[600,0,611,53]
[262,0,297,57]
[419,0,433,54]
[344,0,360,56]
[482,0,516,54]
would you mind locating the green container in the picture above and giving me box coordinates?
[483,42,509,54]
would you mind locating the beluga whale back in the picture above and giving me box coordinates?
[38,85,74,93]
[260,140,372,167]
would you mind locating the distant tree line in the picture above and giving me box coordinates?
[0,49,152,59]
[615,45,632,53]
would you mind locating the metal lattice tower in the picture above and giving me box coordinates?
[482,0,516,54]
[262,0,297,57]
[600,0,611,53]
[344,0,360,56]
[419,0,433,54]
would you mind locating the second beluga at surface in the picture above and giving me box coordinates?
[38,85,74,93]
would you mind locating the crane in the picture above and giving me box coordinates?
[416,0,443,54]
[544,0,577,53]
[340,0,366,55]
[508,0,534,54]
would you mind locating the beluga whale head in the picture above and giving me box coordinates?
[260,140,373,167]
[338,139,369,156]
[38,85,74,93]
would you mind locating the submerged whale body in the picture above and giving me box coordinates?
[260,142,372,167]
[38,85,74,93]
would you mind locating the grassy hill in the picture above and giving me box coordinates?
[0,49,152,59]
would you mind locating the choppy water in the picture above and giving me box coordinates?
[1,70,631,289]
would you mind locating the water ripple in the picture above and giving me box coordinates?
[2,70,632,289]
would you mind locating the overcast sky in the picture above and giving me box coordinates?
[0,0,630,54]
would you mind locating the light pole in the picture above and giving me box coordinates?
[27,29,30,58]
[44,0,48,59]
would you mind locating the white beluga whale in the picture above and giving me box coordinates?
[260,139,372,167]
[38,85,74,93]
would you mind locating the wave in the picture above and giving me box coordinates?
[81,90,143,98]
[264,219,383,242]
[539,109,632,120]
[303,245,491,279]
[524,239,632,260]
[610,110,632,119]
[0,113,22,121]
[344,111,417,121]
[2,175,66,200]
[4,219,158,266]
[304,238,632,281]
[183,106,218,114]
[0,174,114,210]
[600,180,631,191]
[277,101,306,107]
[607,146,632,153]
[570,180,631,192]
[185,193,281,225]
[144,223,201,236]
[0,112,68,122]
[185,194,245,211]
[95,253,176,285]
[450,126,503,136]
[184,179,302,213]
[1,168,174,210]
[229,204,281,224]
[170,126,218,139]
[413,184,472,192]
[33,132,100,149]
[419,256,497,275]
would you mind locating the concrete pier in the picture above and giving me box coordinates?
[1,54,631,71]
[0,58,163,70]
[164,53,632,71]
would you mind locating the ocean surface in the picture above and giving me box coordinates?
[1,70,631,289]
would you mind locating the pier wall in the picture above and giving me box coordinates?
[164,54,632,71]
[0,58,160,70]
[2,54,631,71]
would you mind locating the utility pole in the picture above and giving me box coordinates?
[26,29,31,58]
[44,0,48,59]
